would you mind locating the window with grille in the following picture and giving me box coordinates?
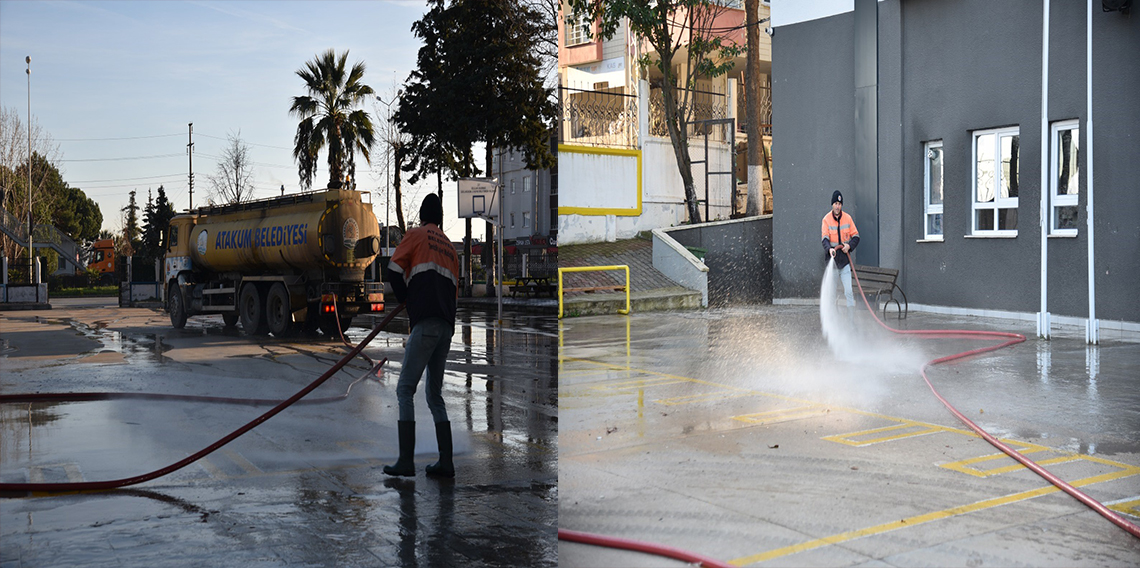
[565,13,591,46]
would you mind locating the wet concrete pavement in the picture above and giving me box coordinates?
[1,297,556,567]
[559,306,1140,567]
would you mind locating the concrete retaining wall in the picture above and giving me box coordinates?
[660,216,773,306]
[651,229,709,307]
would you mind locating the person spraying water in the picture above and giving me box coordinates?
[821,190,860,321]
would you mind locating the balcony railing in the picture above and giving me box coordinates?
[649,86,730,141]
[559,86,639,149]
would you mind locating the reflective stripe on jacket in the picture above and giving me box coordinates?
[388,224,460,328]
[821,211,859,248]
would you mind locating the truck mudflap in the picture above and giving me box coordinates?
[318,281,384,316]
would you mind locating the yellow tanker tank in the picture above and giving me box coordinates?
[163,188,385,337]
[186,189,380,281]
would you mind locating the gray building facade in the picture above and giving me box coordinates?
[491,147,554,242]
[771,0,1140,329]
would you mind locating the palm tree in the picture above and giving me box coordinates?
[290,49,377,190]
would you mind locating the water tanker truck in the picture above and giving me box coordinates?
[163,188,384,336]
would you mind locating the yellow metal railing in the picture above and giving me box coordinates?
[557,265,630,318]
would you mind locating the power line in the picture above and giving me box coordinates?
[197,133,292,150]
[60,153,184,163]
[55,133,184,141]
[196,152,292,169]
[70,173,186,183]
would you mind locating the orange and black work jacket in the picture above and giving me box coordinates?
[821,211,860,269]
[388,223,460,329]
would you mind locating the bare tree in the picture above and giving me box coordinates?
[523,0,559,87]
[373,84,411,235]
[0,106,62,260]
[207,131,255,204]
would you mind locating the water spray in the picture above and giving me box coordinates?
[836,252,1140,539]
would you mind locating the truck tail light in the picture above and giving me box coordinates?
[370,303,384,312]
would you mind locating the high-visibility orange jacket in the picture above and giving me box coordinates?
[388,223,460,328]
[821,210,860,269]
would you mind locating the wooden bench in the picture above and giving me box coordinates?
[850,264,908,318]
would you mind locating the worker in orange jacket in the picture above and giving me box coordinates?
[383,193,460,478]
[821,190,860,311]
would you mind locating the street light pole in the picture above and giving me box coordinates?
[26,56,33,284]
[376,95,395,253]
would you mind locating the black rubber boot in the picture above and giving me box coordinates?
[425,421,454,478]
[383,420,415,477]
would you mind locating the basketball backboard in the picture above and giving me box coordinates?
[458,178,499,219]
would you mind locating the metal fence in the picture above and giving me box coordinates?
[560,86,639,149]
[649,86,730,140]
[736,81,773,136]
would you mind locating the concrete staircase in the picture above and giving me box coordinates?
[559,237,702,316]
[0,205,82,273]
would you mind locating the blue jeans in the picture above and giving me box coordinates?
[839,264,855,308]
[396,317,454,423]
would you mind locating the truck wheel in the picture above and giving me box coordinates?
[266,283,294,337]
[222,313,239,328]
[168,284,187,329]
[239,284,269,336]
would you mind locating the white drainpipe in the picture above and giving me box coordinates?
[1038,0,1051,339]
[1086,0,1099,344]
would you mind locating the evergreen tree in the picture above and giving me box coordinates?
[122,190,140,255]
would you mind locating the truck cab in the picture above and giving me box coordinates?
[88,238,115,276]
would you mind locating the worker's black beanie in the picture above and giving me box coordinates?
[420,193,443,226]
[831,190,843,205]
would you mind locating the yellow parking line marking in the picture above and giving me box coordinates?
[590,378,688,391]
[941,451,1080,478]
[1107,496,1140,518]
[729,466,1140,566]
[196,457,228,479]
[822,422,946,447]
[223,449,263,475]
[732,406,831,425]
[25,463,85,483]
[657,391,758,406]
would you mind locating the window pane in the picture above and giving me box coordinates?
[928,147,943,206]
[1001,134,1019,199]
[1057,127,1079,196]
[976,134,994,203]
[927,213,943,236]
[977,208,994,231]
[998,207,1018,230]
[1057,206,1079,230]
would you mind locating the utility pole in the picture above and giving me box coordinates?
[745,0,763,217]
[187,123,195,210]
[26,56,33,283]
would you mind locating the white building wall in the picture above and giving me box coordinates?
[559,136,734,244]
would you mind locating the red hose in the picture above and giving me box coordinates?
[0,303,404,494]
[845,257,1140,539]
[558,528,737,568]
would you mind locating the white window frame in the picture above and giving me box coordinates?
[971,126,1020,236]
[522,211,530,228]
[510,212,515,229]
[923,140,944,241]
[523,176,531,193]
[565,13,591,47]
[1049,119,1079,236]
[510,179,516,195]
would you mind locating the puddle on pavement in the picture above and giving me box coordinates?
[69,320,171,365]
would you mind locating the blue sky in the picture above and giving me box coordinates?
[0,0,477,240]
